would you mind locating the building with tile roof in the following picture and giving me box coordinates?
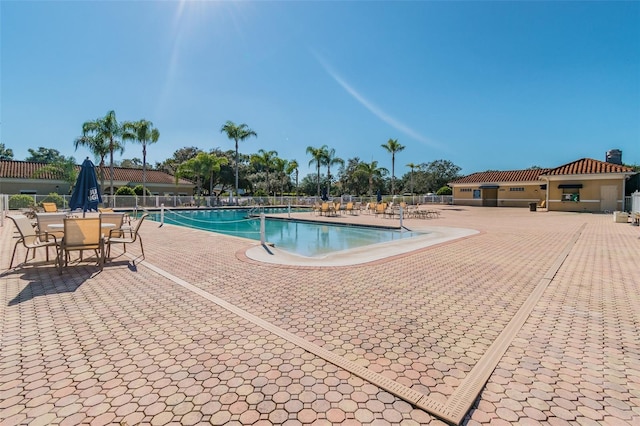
[449,157,636,212]
[0,160,194,196]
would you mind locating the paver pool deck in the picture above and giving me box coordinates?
[1,206,638,425]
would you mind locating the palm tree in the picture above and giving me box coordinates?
[74,134,109,191]
[175,152,224,198]
[406,162,418,197]
[381,138,405,196]
[272,157,288,197]
[323,147,344,197]
[355,160,389,197]
[220,121,257,201]
[250,149,278,196]
[130,120,160,206]
[286,159,299,198]
[81,110,136,199]
[306,145,328,197]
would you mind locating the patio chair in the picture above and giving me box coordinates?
[35,212,67,242]
[105,214,148,262]
[42,202,58,212]
[57,217,105,273]
[345,202,357,215]
[7,214,59,268]
[99,212,127,238]
[374,202,387,217]
[320,202,331,216]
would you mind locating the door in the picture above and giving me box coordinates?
[482,188,498,207]
[600,185,618,212]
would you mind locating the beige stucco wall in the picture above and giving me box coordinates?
[546,178,624,212]
[453,183,544,207]
[0,179,72,195]
[0,179,194,197]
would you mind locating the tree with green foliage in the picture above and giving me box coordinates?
[220,121,257,199]
[406,162,419,195]
[0,143,14,160]
[130,119,160,205]
[322,147,343,197]
[81,110,136,197]
[25,147,66,163]
[306,145,328,197]
[355,160,388,196]
[285,159,299,197]
[31,156,78,192]
[176,152,228,197]
[381,138,405,196]
[155,146,201,175]
[119,158,142,168]
[420,159,462,193]
[250,149,278,196]
[74,134,110,192]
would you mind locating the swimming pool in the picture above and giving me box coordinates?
[149,208,422,257]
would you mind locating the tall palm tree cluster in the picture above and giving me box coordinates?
[69,112,456,199]
[75,110,160,205]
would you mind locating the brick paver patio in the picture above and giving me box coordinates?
[1,206,638,425]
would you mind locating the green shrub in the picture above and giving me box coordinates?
[115,186,136,196]
[436,186,452,196]
[9,194,36,209]
[40,193,67,209]
[133,185,151,196]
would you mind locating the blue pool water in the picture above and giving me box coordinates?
[149,208,422,257]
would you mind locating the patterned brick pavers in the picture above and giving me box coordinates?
[1,207,639,424]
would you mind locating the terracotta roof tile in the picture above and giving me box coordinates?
[450,169,550,184]
[0,160,193,185]
[541,158,635,175]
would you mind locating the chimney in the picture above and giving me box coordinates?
[606,149,622,165]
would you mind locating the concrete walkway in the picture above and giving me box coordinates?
[1,207,638,425]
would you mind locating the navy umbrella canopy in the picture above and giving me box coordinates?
[376,189,382,203]
[69,158,103,216]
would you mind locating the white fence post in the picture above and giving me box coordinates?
[260,213,266,245]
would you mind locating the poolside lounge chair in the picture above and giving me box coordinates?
[320,202,331,216]
[56,217,105,273]
[374,203,387,217]
[345,202,357,215]
[105,214,148,262]
[42,202,58,213]
[7,214,59,268]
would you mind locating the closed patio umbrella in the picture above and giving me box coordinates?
[69,158,103,217]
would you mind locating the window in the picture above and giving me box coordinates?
[460,188,472,192]
[509,187,525,192]
[473,189,481,199]
[562,188,579,201]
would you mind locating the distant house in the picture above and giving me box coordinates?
[449,158,636,212]
[0,160,195,196]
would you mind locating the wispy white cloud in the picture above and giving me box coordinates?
[314,52,440,149]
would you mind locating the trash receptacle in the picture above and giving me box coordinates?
[529,202,537,212]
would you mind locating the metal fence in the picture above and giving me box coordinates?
[1,193,453,218]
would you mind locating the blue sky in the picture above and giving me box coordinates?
[2,1,639,179]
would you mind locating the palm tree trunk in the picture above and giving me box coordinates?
[142,143,147,207]
[109,140,115,204]
[234,140,239,200]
